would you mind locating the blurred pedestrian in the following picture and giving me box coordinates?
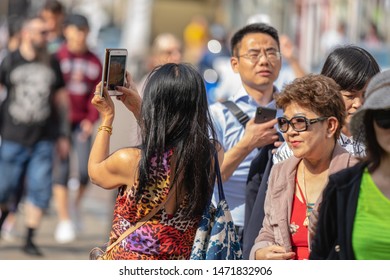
[310,69,390,260]
[183,15,209,65]
[88,63,222,259]
[361,20,384,48]
[0,16,67,256]
[0,15,24,241]
[52,13,101,243]
[137,33,182,93]
[320,21,348,57]
[40,0,66,54]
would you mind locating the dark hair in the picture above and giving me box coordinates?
[138,63,217,216]
[230,23,280,56]
[363,110,384,172]
[321,45,380,92]
[276,74,346,139]
[43,0,65,15]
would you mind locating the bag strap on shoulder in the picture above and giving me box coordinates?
[221,100,249,127]
[214,151,225,202]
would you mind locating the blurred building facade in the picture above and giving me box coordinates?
[112,0,390,77]
[1,0,389,77]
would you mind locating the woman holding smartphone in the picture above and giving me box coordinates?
[88,63,222,260]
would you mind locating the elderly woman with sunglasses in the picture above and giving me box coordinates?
[310,70,390,260]
[249,74,358,260]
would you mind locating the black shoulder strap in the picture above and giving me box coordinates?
[221,100,249,127]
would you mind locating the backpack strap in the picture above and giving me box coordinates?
[221,100,249,127]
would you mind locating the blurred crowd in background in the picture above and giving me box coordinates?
[1,0,390,104]
[0,0,390,257]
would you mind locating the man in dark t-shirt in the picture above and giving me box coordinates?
[0,16,67,256]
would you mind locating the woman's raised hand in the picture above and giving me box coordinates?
[91,81,115,124]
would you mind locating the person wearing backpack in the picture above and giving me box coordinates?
[208,23,284,245]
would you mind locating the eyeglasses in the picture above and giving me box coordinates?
[373,110,390,129]
[277,116,329,133]
[238,48,281,64]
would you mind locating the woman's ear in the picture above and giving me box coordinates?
[326,117,339,138]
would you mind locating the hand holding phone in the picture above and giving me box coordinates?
[254,106,277,124]
[101,48,128,96]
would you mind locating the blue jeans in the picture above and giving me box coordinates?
[53,124,92,186]
[0,140,54,209]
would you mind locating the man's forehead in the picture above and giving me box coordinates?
[27,18,45,29]
[242,33,278,46]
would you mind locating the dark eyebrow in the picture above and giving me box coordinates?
[265,47,278,52]
[246,47,279,53]
[246,48,261,53]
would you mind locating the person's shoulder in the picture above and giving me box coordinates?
[273,155,299,170]
[330,143,359,170]
[209,100,230,121]
[2,49,20,64]
[117,146,141,158]
[210,100,228,110]
[114,147,141,167]
[329,161,366,188]
[269,156,299,187]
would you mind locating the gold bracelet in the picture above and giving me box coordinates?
[98,125,113,135]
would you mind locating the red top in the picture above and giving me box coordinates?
[56,44,102,125]
[290,179,310,260]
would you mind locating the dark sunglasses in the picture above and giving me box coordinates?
[277,116,329,133]
[373,109,390,129]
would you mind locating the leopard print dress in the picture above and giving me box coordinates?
[104,149,200,260]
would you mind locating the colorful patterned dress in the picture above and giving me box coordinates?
[104,149,200,260]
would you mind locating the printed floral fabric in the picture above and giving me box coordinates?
[190,199,243,260]
[104,150,200,260]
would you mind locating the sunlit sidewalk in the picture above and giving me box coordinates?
[0,184,115,260]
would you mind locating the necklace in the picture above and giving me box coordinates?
[302,165,315,227]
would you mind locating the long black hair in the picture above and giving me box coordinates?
[138,63,218,216]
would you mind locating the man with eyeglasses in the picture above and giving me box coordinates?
[0,16,67,256]
[209,23,283,250]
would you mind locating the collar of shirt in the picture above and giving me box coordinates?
[339,133,352,145]
[232,85,279,105]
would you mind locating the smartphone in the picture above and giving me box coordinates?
[254,106,277,124]
[101,48,128,96]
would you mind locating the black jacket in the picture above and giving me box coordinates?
[309,161,367,260]
[243,143,275,259]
